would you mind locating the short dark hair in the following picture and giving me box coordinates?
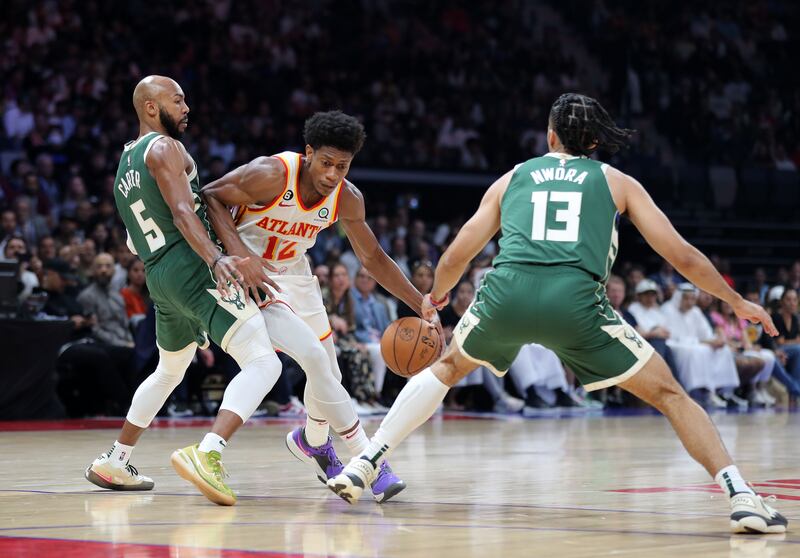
[303,110,366,155]
[549,93,634,156]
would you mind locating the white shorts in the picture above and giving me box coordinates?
[259,258,331,340]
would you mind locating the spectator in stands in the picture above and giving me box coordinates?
[625,264,646,299]
[4,234,40,295]
[649,259,683,301]
[789,261,800,292]
[120,258,150,326]
[353,267,392,398]
[313,264,330,290]
[323,262,381,414]
[13,196,48,248]
[772,287,800,384]
[36,236,57,262]
[509,344,577,413]
[711,300,775,406]
[662,284,744,408]
[390,236,412,279]
[38,259,89,334]
[751,267,770,304]
[78,253,134,350]
[0,210,21,254]
[627,279,676,369]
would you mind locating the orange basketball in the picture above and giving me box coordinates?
[380,317,442,378]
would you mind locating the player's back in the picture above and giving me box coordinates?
[493,152,618,282]
[113,132,210,270]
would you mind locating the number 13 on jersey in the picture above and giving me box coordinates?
[530,190,583,242]
[261,235,297,261]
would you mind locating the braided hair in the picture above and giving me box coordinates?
[548,93,634,156]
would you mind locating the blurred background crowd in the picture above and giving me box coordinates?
[1,0,798,419]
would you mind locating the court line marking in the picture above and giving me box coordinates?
[0,519,797,545]
[2,488,798,521]
[0,534,364,558]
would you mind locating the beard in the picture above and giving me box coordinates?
[158,106,185,139]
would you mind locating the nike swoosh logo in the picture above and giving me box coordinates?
[279,202,294,207]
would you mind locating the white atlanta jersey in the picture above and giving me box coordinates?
[232,151,343,339]
[233,151,344,273]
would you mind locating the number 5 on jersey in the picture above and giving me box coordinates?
[261,235,297,261]
[530,190,583,242]
[131,199,166,253]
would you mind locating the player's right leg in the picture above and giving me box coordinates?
[327,342,478,504]
[85,341,197,491]
[263,303,405,502]
[619,352,788,534]
[171,311,282,506]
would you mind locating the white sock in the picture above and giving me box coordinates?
[198,432,227,454]
[303,415,330,447]
[338,420,370,455]
[362,367,449,464]
[715,465,755,497]
[108,440,134,468]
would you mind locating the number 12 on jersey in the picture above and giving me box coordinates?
[530,190,583,242]
[261,235,297,261]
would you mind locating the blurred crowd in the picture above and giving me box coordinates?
[562,0,800,168]
[0,0,798,418]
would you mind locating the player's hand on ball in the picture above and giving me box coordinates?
[733,298,778,336]
[421,293,449,321]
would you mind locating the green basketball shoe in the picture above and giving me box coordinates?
[170,444,236,506]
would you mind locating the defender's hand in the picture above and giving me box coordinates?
[422,293,449,322]
[733,298,778,337]
[232,252,281,305]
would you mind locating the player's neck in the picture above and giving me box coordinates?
[137,122,166,140]
[297,165,325,207]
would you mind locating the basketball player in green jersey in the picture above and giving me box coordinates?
[85,76,284,506]
[328,93,787,534]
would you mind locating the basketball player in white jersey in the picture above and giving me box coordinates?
[203,111,433,502]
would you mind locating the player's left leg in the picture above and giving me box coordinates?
[265,302,406,501]
[619,352,787,534]
[327,342,478,504]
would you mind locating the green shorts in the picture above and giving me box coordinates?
[453,264,654,391]
[146,242,259,352]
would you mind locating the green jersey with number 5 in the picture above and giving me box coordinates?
[113,132,211,270]
[493,152,618,283]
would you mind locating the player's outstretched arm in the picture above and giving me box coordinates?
[612,167,777,336]
[339,183,425,316]
[424,171,510,318]
[201,157,286,302]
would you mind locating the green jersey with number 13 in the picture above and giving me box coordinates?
[493,152,619,283]
[113,132,212,270]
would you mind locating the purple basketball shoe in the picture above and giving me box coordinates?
[370,460,406,503]
[285,427,343,484]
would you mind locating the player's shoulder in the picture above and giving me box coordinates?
[145,136,186,167]
[336,179,365,219]
[240,155,288,184]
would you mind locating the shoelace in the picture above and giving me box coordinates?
[207,453,230,479]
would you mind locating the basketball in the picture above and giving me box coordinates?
[380,317,442,378]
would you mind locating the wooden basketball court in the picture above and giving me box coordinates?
[1,411,798,557]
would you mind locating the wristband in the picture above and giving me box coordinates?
[429,292,449,307]
[211,253,223,271]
